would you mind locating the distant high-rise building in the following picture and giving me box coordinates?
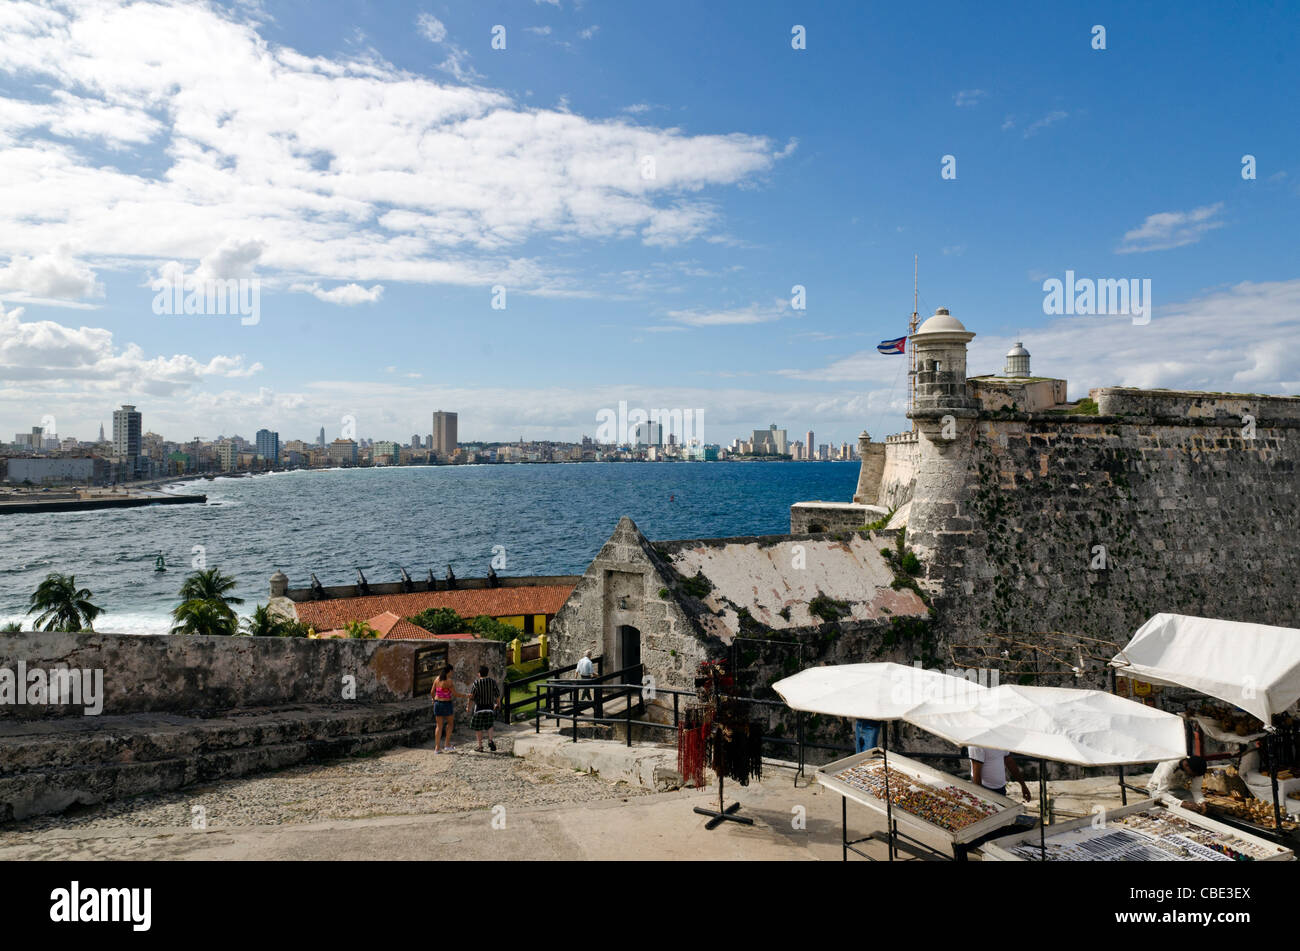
[216,440,237,471]
[112,405,142,458]
[426,432,433,448]
[750,424,787,455]
[328,439,358,466]
[432,411,458,455]
[634,420,662,447]
[317,427,326,448]
[805,431,814,458]
[98,422,106,443]
[411,433,421,449]
[255,429,280,464]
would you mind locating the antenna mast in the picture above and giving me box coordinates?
[909,255,919,431]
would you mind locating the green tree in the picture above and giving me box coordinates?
[408,607,464,636]
[240,606,312,637]
[27,573,103,632]
[468,615,524,641]
[171,598,238,636]
[178,568,243,620]
[344,619,378,639]
[2,620,23,633]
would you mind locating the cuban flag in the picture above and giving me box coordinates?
[877,336,907,355]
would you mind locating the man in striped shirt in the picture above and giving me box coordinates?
[470,666,501,752]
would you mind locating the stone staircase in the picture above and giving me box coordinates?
[0,700,436,822]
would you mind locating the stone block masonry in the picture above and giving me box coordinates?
[0,631,505,719]
[0,633,506,820]
[908,409,1299,685]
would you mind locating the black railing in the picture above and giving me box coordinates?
[535,665,699,747]
[529,684,988,785]
[502,654,604,723]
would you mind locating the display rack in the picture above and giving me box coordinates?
[982,797,1294,862]
[816,749,1024,859]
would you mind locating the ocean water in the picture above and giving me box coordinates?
[0,461,858,634]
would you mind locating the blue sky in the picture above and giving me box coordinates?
[1,0,1297,447]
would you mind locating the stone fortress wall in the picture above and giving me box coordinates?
[798,309,1299,688]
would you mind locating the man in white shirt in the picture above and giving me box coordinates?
[1147,755,1206,802]
[968,747,1032,800]
[576,650,595,701]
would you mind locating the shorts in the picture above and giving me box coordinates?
[433,700,455,717]
[472,709,496,731]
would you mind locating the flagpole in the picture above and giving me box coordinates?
[910,255,919,433]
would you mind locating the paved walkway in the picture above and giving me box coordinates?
[0,726,1141,861]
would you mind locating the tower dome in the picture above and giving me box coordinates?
[916,307,967,335]
[1004,341,1031,377]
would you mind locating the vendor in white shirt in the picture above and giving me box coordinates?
[1147,755,1206,802]
[968,747,1032,800]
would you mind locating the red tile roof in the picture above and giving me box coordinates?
[294,585,573,636]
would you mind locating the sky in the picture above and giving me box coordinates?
[0,0,1297,447]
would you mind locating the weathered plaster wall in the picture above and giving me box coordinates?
[789,501,882,534]
[549,518,716,695]
[853,437,886,504]
[879,432,921,509]
[0,632,505,719]
[1092,387,1300,422]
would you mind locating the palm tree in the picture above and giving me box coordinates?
[178,568,243,620]
[27,573,103,632]
[171,598,238,636]
[242,604,287,637]
[344,619,378,639]
[2,621,22,633]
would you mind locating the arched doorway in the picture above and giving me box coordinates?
[617,624,641,672]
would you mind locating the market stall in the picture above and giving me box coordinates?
[982,796,1294,862]
[816,748,1023,855]
[773,662,989,861]
[906,684,1188,859]
[1111,613,1300,838]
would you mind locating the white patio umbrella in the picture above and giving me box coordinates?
[1110,613,1300,725]
[906,684,1187,767]
[907,684,1187,857]
[772,661,988,720]
[772,662,989,860]
[1111,613,1300,836]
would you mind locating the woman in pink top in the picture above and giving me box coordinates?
[431,665,467,753]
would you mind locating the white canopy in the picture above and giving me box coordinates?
[772,662,987,721]
[1110,613,1300,724]
[906,684,1187,767]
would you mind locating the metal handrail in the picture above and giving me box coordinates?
[502,654,604,722]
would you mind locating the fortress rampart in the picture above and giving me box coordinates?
[794,309,1299,686]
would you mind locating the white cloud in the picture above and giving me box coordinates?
[0,247,104,300]
[0,0,785,299]
[953,89,986,107]
[0,304,263,395]
[416,12,447,44]
[290,282,385,305]
[1117,202,1225,253]
[780,279,1300,400]
[1023,110,1068,138]
[579,25,600,40]
[666,302,786,327]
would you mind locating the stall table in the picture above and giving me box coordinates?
[982,797,1294,862]
[816,749,1023,860]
